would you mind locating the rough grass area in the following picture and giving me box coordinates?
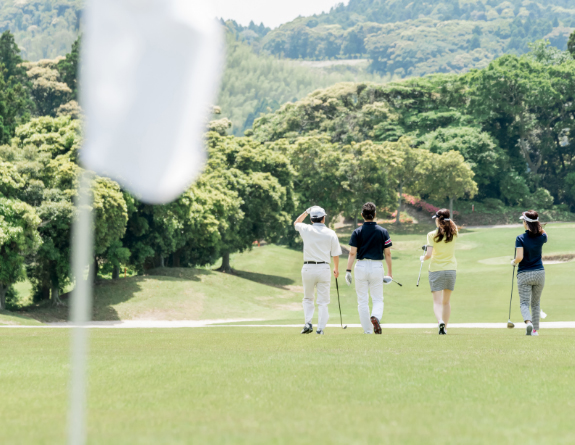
[5,223,575,325]
[0,328,574,444]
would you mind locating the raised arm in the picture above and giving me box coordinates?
[294,209,309,227]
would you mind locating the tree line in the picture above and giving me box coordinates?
[252,38,575,215]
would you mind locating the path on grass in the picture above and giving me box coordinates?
[2,320,575,329]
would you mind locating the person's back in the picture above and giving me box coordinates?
[512,210,548,336]
[297,223,341,263]
[427,228,458,272]
[516,231,547,274]
[345,202,393,334]
[420,209,458,335]
[293,206,341,335]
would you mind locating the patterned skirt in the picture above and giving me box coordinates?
[428,270,457,292]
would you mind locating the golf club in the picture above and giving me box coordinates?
[507,249,516,329]
[383,276,403,287]
[417,245,427,287]
[335,277,347,329]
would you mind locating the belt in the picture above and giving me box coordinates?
[304,261,327,264]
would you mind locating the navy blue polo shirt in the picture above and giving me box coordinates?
[349,222,392,260]
[515,231,547,274]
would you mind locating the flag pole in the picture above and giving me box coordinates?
[68,170,95,445]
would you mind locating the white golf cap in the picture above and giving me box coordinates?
[520,212,539,223]
[309,206,327,218]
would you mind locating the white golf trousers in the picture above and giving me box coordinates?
[301,263,331,330]
[355,260,384,333]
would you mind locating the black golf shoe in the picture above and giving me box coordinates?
[439,323,446,335]
[301,323,313,334]
[316,329,324,335]
[371,316,382,335]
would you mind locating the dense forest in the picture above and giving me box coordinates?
[0,0,82,61]
[256,0,575,76]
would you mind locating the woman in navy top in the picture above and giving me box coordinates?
[511,210,547,336]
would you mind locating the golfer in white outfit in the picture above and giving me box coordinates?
[294,206,342,335]
[345,202,393,334]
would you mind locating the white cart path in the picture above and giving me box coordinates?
[2,320,575,329]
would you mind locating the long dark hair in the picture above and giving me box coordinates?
[433,209,457,243]
[524,210,544,237]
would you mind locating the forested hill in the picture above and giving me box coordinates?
[0,0,82,61]
[257,0,575,77]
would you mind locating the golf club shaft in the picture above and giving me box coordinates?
[335,277,343,328]
[392,279,403,286]
[508,248,516,320]
[417,246,427,286]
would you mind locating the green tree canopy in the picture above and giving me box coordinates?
[418,150,478,215]
[0,197,41,309]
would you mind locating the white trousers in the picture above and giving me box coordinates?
[301,264,331,330]
[355,260,384,333]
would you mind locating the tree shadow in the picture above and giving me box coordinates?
[234,270,296,289]
[0,310,43,325]
[14,268,213,323]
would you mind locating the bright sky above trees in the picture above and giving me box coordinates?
[212,0,349,29]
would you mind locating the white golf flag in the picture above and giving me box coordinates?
[81,0,223,204]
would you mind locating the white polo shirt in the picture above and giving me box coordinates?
[295,223,342,263]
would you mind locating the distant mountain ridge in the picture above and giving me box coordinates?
[255,0,574,77]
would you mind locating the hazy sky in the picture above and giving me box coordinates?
[212,0,350,29]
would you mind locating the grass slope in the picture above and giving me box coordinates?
[9,223,575,325]
[1,328,575,443]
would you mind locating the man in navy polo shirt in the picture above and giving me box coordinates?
[345,202,393,334]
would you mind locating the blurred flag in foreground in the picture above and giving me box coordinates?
[81,0,223,204]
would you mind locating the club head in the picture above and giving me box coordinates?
[507,320,515,329]
[343,326,347,329]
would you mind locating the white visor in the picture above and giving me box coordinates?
[432,214,450,221]
[520,213,539,223]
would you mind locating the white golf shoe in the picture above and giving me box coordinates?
[526,322,533,336]
[532,330,539,336]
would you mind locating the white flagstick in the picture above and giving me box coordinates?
[68,171,95,445]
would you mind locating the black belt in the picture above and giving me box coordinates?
[304,261,327,264]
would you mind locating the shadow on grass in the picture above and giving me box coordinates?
[0,310,41,325]
[14,268,213,323]
[234,270,296,289]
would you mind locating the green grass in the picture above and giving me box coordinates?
[2,224,575,443]
[6,223,575,325]
[1,328,575,443]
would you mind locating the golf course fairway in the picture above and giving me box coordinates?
[1,224,575,443]
[1,328,574,444]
